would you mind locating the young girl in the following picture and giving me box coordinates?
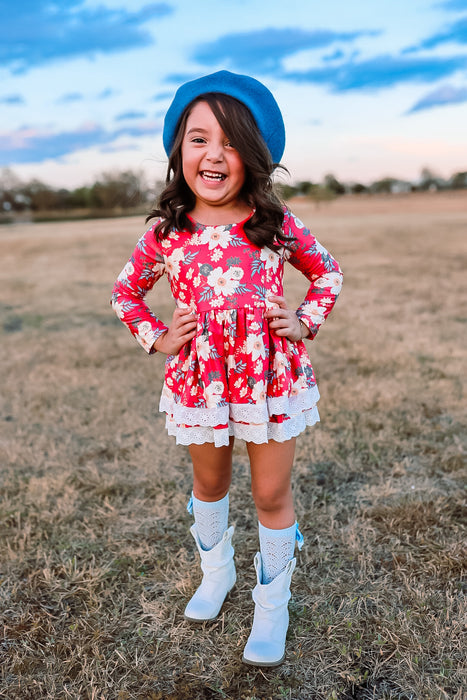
[111,70,342,667]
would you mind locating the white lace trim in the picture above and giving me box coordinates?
[159,385,320,428]
[164,406,320,447]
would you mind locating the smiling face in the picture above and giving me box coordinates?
[181,100,248,222]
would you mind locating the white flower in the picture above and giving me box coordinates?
[117,261,134,282]
[234,377,243,388]
[152,262,165,276]
[246,334,266,361]
[186,268,194,280]
[251,380,266,403]
[314,272,343,295]
[161,383,173,399]
[273,351,288,377]
[112,300,125,319]
[250,321,260,332]
[300,300,327,325]
[210,297,225,308]
[229,266,244,280]
[254,359,264,374]
[211,249,223,262]
[199,226,231,249]
[290,376,307,395]
[217,310,231,323]
[239,387,248,398]
[207,266,240,296]
[196,336,211,361]
[260,247,280,272]
[164,248,185,278]
[292,214,305,229]
[314,240,329,257]
[137,321,153,343]
[205,380,224,408]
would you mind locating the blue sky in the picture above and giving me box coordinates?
[1,0,466,187]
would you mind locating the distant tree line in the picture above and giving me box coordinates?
[276,168,467,202]
[1,166,466,219]
[0,168,161,218]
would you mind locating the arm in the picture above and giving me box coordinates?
[267,209,343,341]
[110,225,170,353]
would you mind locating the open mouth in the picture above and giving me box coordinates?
[200,170,226,182]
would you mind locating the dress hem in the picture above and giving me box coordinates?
[159,385,320,428]
[163,405,320,447]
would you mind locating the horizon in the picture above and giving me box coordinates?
[2,163,465,194]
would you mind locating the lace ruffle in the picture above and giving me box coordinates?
[164,405,320,447]
[159,385,320,428]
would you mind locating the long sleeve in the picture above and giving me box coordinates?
[282,208,343,339]
[111,225,168,353]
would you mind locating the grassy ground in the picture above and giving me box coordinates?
[1,193,466,699]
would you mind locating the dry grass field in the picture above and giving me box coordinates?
[1,192,466,699]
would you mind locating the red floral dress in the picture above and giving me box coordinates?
[111,208,342,446]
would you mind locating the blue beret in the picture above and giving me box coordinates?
[163,70,285,164]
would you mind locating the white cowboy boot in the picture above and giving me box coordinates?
[242,552,296,666]
[184,524,236,622]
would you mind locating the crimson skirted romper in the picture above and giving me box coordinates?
[111,207,343,447]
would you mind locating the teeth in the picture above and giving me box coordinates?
[201,171,226,181]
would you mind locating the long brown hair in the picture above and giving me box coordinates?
[147,93,293,248]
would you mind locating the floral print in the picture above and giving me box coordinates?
[111,208,343,446]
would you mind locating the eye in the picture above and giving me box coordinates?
[191,137,206,144]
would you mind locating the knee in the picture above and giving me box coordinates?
[193,475,230,502]
[251,481,291,515]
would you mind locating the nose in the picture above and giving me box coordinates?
[206,140,224,162]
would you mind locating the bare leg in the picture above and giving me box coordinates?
[188,436,234,502]
[247,438,296,529]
